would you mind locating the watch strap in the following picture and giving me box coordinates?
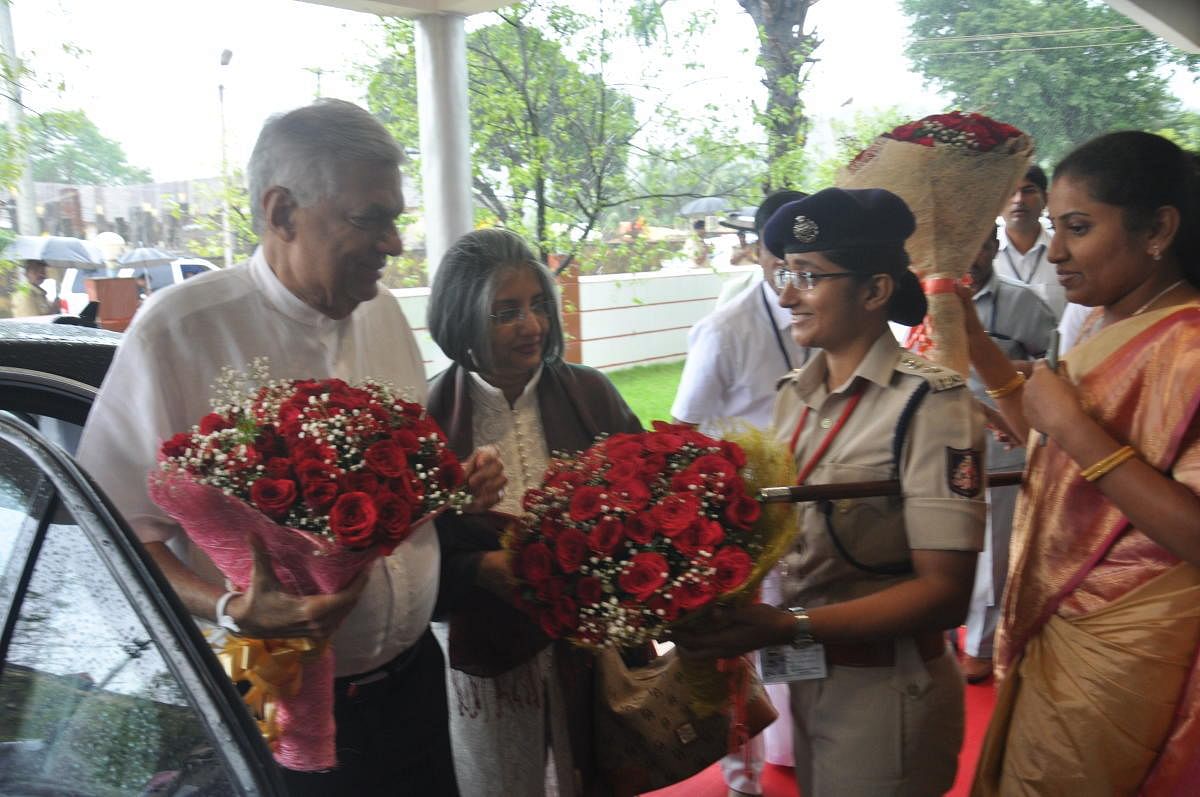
[215,590,243,634]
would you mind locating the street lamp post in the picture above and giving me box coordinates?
[219,49,233,268]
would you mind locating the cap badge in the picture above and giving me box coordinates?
[792,215,819,243]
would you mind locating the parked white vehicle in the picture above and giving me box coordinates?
[46,258,218,315]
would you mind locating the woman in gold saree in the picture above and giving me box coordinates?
[963,131,1200,795]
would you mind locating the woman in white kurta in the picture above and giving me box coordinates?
[426,228,643,796]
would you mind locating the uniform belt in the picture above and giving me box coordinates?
[824,630,946,668]
[337,630,428,696]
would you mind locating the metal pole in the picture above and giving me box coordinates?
[759,470,1023,504]
[0,1,38,235]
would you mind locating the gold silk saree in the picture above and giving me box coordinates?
[974,302,1200,796]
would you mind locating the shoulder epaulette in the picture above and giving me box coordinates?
[896,353,965,392]
[776,368,803,391]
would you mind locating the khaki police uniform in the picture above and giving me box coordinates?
[772,330,986,797]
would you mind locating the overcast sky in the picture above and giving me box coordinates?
[9,0,1198,183]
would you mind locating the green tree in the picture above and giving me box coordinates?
[1156,110,1200,152]
[172,169,256,263]
[805,106,912,190]
[363,1,752,271]
[736,0,821,190]
[9,109,151,185]
[901,0,1199,164]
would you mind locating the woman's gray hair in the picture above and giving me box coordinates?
[247,99,403,234]
[428,228,565,373]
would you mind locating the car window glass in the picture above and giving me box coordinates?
[0,468,237,795]
[0,437,46,576]
[181,265,204,279]
[70,270,88,293]
[147,264,173,291]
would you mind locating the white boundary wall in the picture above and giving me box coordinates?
[392,264,761,379]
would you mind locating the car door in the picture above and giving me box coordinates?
[0,414,285,794]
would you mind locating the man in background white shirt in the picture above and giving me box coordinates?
[77,100,502,794]
[994,164,1066,318]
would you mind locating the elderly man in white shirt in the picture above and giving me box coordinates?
[76,99,502,796]
[994,164,1066,318]
[671,189,812,797]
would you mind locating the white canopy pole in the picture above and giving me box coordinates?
[414,13,472,280]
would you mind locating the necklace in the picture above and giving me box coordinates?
[1132,279,1186,316]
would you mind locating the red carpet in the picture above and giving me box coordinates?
[645,648,997,797]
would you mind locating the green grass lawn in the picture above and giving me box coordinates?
[606,360,684,428]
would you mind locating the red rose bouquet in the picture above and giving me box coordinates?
[505,422,794,713]
[148,360,468,771]
[839,111,1034,375]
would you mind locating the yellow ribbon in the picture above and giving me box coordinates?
[215,634,325,748]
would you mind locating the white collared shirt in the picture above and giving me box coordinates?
[994,225,1065,318]
[77,248,437,676]
[671,279,811,434]
[467,366,551,517]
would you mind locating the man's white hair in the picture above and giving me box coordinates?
[247,98,403,235]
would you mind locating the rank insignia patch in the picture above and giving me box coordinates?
[946,447,982,497]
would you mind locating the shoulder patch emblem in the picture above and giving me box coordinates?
[946,447,982,498]
[898,354,965,392]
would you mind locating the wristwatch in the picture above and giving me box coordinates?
[787,606,814,647]
[215,590,243,634]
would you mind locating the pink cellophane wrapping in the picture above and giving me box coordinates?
[837,134,1033,376]
[149,468,379,771]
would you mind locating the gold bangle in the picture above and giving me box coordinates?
[1081,445,1137,482]
[985,372,1026,400]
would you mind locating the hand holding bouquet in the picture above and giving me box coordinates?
[838,111,1034,375]
[149,360,468,770]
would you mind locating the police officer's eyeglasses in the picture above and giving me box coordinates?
[489,300,555,326]
[773,269,858,291]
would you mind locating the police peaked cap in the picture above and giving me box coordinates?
[762,187,916,260]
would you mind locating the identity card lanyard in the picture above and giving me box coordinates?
[762,383,864,685]
[1002,245,1044,285]
[760,285,794,372]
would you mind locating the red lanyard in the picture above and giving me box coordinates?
[788,385,864,485]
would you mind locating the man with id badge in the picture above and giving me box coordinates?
[673,188,985,797]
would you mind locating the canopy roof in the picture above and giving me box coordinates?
[295,0,510,16]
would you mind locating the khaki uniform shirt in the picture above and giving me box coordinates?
[12,283,56,317]
[772,331,986,609]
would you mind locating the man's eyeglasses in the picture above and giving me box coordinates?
[489,300,555,326]
[773,269,858,292]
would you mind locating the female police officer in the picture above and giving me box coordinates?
[673,188,985,797]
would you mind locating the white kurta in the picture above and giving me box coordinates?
[435,367,574,797]
[76,248,438,677]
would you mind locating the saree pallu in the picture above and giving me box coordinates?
[973,302,1200,796]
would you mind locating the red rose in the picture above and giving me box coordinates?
[723,494,761,529]
[589,516,625,555]
[915,135,935,147]
[536,577,565,603]
[389,429,421,453]
[569,485,606,522]
[396,400,425,419]
[249,478,297,520]
[328,492,379,548]
[623,514,654,545]
[576,576,603,606]
[539,609,568,639]
[650,420,693,434]
[540,515,564,540]
[606,479,650,512]
[365,440,408,479]
[262,457,292,480]
[605,458,641,483]
[689,453,737,482]
[647,594,680,623]
[715,474,747,501]
[674,578,716,611]
[618,552,668,601]
[670,469,706,494]
[638,452,667,479]
[199,413,232,435]
[720,441,747,468]
[303,480,339,513]
[375,494,414,544]
[393,472,426,505]
[603,437,644,461]
[652,494,701,534]
[436,448,465,489]
[711,546,754,593]
[644,431,683,453]
[518,542,555,585]
[255,425,284,457]
[340,470,380,496]
[296,458,337,485]
[671,518,724,557]
[552,595,579,635]
[554,528,589,574]
[546,469,587,491]
[162,432,192,459]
